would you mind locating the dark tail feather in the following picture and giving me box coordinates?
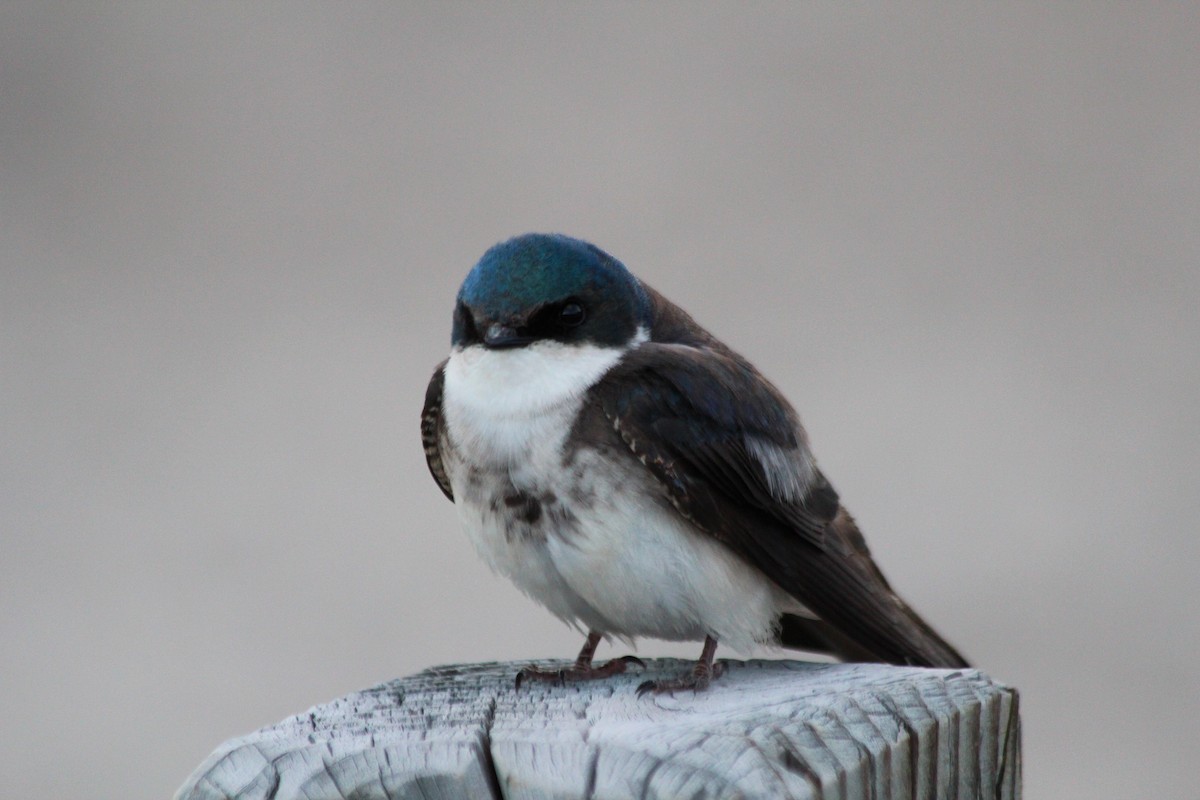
[778,614,882,663]
[778,609,969,668]
[778,510,970,669]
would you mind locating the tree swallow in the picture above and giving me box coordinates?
[422,233,968,693]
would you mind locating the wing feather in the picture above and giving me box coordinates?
[421,361,454,501]
[588,343,969,668]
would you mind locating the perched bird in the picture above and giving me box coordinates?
[422,233,968,694]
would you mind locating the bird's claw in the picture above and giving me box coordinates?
[514,655,644,690]
[636,660,726,697]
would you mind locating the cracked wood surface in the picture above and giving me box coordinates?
[176,658,1020,800]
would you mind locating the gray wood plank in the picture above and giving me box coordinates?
[176,659,1019,800]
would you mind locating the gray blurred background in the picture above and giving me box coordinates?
[2,4,1197,798]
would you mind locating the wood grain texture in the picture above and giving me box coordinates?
[176,659,1020,800]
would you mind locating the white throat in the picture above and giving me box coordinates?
[442,328,646,465]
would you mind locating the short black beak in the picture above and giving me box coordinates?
[482,322,533,349]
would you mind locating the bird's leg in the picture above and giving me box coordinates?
[515,630,644,689]
[637,635,725,696]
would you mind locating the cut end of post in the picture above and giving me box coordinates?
[177,658,1020,800]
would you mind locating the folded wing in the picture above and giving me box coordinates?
[586,343,968,668]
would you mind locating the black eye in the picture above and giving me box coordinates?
[559,302,586,328]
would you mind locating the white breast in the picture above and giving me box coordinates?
[440,335,800,654]
[539,448,803,653]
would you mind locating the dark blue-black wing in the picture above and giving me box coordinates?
[421,361,454,501]
[587,343,969,668]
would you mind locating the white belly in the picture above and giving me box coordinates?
[441,340,797,653]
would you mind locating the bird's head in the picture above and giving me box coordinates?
[453,233,651,351]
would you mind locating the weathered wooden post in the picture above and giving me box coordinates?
[177,658,1019,800]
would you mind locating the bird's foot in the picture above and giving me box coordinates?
[515,655,644,689]
[636,660,726,697]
